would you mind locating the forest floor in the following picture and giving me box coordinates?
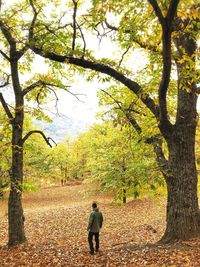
[1,183,200,266]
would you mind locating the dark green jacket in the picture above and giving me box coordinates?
[87,208,103,233]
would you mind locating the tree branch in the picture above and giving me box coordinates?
[30,46,160,120]
[101,89,142,134]
[148,0,165,25]
[23,80,43,95]
[23,79,70,96]
[29,0,40,43]
[72,0,78,54]
[0,93,14,122]
[22,130,55,147]
[148,0,180,136]
[76,22,86,58]
[0,20,16,46]
[0,49,10,61]
[166,0,180,23]
[119,46,131,67]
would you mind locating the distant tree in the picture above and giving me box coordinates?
[48,139,70,181]
[83,122,162,203]
[68,134,91,179]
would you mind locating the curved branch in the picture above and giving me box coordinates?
[30,46,160,120]
[76,22,86,58]
[119,46,130,67]
[23,80,43,95]
[22,130,55,147]
[101,89,142,134]
[23,79,70,96]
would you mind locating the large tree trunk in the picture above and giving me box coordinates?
[161,124,200,242]
[159,14,200,242]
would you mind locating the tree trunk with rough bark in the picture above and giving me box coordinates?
[161,124,200,242]
[8,60,26,246]
[160,16,200,242]
[8,124,26,246]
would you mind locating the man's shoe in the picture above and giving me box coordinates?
[90,251,94,255]
[95,249,99,252]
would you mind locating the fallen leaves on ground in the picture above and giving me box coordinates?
[0,184,200,266]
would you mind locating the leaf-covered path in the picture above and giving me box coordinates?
[1,184,200,266]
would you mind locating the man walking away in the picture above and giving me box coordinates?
[87,202,103,255]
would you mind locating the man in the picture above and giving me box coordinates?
[87,202,103,255]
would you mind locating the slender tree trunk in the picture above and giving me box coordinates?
[8,59,26,247]
[8,113,26,246]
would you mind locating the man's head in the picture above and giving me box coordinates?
[92,202,97,209]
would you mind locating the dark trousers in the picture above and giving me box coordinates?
[88,232,99,253]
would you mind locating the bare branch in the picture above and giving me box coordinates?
[23,79,70,96]
[22,130,56,147]
[0,93,14,122]
[119,46,130,67]
[76,22,86,58]
[101,89,142,134]
[72,0,78,54]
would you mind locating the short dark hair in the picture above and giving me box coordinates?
[92,202,97,208]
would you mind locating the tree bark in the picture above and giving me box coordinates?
[161,123,200,242]
[8,122,26,246]
[8,60,26,246]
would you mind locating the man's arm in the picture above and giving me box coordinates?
[87,212,94,231]
[99,212,103,228]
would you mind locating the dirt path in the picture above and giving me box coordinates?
[0,184,200,266]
